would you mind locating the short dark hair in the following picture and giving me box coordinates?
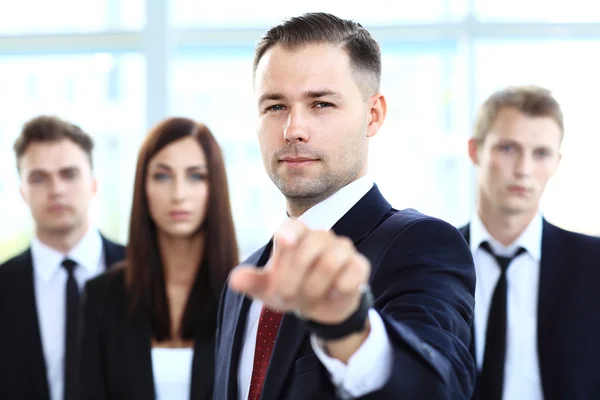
[474,85,564,144]
[13,115,94,170]
[125,117,239,341]
[253,12,382,97]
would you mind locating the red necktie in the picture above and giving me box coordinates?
[247,306,283,400]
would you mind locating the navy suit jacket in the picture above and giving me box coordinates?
[460,220,600,400]
[0,235,125,400]
[214,185,476,399]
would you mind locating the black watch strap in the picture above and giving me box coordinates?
[298,286,374,340]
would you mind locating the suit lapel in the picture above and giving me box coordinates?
[260,185,392,399]
[224,242,272,400]
[123,312,155,399]
[190,337,215,399]
[537,220,563,397]
[14,249,51,399]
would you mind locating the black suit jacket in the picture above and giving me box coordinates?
[460,220,600,400]
[214,185,476,399]
[0,235,125,400]
[78,267,214,400]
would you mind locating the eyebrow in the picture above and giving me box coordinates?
[152,163,207,171]
[28,166,79,177]
[258,89,343,105]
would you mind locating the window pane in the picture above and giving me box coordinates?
[0,0,144,34]
[474,40,600,235]
[474,0,600,22]
[170,43,470,258]
[172,0,467,28]
[0,54,145,262]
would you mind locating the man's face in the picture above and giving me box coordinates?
[469,107,562,216]
[19,139,97,236]
[254,43,385,205]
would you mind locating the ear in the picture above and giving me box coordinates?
[19,184,28,205]
[366,93,387,138]
[91,176,98,196]
[468,138,481,166]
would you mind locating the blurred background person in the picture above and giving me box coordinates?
[0,115,125,400]
[459,85,600,400]
[78,117,238,400]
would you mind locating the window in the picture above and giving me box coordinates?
[0,0,144,34]
[172,0,467,28]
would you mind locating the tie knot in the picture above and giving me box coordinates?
[479,241,526,271]
[61,258,77,276]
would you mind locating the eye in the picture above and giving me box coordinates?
[28,174,46,184]
[499,143,514,152]
[314,102,333,109]
[189,173,208,181]
[152,172,170,181]
[62,169,78,180]
[534,149,550,158]
[266,104,286,112]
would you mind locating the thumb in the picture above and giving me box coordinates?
[228,265,269,299]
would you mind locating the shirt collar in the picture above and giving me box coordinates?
[470,212,542,261]
[31,228,105,281]
[293,174,374,231]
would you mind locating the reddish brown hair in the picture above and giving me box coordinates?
[125,117,238,340]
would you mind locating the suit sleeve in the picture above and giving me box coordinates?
[77,279,109,400]
[360,217,476,399]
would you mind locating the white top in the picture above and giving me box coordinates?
[151,348,194,400]
[470,212,544,400]
[31,228,105,400]
[238,174,393,400]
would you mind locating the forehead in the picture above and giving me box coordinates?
[254,43,361,98]
[487,107,562,148]
[20,139,90,172]
[149,136,206,167]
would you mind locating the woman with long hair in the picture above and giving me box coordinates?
[78,117,238,399]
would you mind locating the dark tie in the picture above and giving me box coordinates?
[247,306,283,400]
[62,258,79,400]
[478,241,526,400]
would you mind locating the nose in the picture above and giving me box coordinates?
[49,175,67,196]
[171,177,187,202]
[515,152,533,178]
[283,108,310,143]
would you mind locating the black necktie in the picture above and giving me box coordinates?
[62,258,79,400]
[478,241,526,400]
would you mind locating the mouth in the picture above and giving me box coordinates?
[169,211,191,220]
[279,156,319,164]
[47,205,69,213]
[507,185,529,195]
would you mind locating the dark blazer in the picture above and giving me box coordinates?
[460,219,600,400]
[214,185,476,400]
[78,267,214,400]
[0,235,125,400]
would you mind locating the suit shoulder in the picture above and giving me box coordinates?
[0,249,31,278]
[387,208,462,237]
[548,222,600,249]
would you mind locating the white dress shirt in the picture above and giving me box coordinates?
[238,174,393,400]
[31,228,106,400]
[469,213,543,400]
[151,348,194,400]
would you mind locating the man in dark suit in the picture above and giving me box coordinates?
[460,85,600,400]
[214,13,476,399]
[0,115,125,400]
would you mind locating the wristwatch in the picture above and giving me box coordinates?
[295,285,374,340]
